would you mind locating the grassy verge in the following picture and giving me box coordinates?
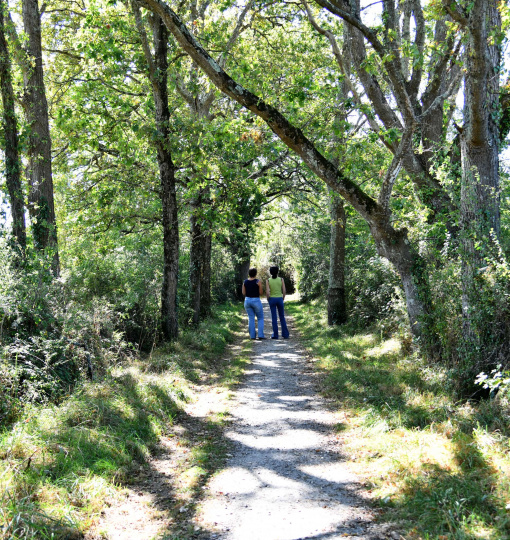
[287,300,510,540]
[0,303,248,540]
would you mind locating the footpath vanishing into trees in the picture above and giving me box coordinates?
[3,302,510,539]
[2,0,510,538]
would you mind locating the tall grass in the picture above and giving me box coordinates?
[288,300,510,540]
[0,303,245,539]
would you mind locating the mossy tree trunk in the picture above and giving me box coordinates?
[0,0,25,254]
[22,0,59,272]
[132,4,179,340]
[457,0,501,354]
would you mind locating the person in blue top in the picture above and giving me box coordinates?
[241,267,266,340]
[265,266,290,339]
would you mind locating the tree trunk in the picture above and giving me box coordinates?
[234,257,250,301]
[189,194,204,326]
[232,230,251,302]
[132,4,180,340]
[460,0,501,341]
[189,187,212,324]
[152,16,179,340]
[160,159,179,341]
[22,0,58,272]
[0,0,25,253]
[200,227,212,318]
[369,221,438,357]
[142,0,439,352]
[327,190,347,325]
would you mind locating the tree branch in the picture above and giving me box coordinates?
[136,0,383,222]
[407,0,425,100]
[314,0,416,123]
[131,0,157,84]
[441,0,468,26]
[5,12,30,81]
[301,0,384,139]
[378,126,414,210]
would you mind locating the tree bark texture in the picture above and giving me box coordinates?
[189,201,203,326]
[151,16,179,340]
[341,4,454,221]
[327,71,348,326]
[460,0,501,342]
[0,0,25,252]
[231,229,251,302]
[22,0,58,271]
[328,191,347,325]
[235,257,251,302]
[189,189,212,324]
[132,5,180,340]
[368,220,437,355]
[328,193,347,324]
[138,0,437,350]
[200,221,212,318]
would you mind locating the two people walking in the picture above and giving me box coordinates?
[242,266,290,340]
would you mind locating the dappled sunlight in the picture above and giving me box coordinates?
[229,428,321,450]
[365,337,401,358]
[196,308,383,540]
[288,301,510,539]
[0,305,247,539]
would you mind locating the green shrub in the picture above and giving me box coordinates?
[429,244,510,396]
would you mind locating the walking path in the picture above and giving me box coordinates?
[198,301,387,540]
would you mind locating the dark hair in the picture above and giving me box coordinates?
[248,267,257,278]
[269,266,279,279]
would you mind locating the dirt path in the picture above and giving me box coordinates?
[196,301,388,540]
[91,303,391,539]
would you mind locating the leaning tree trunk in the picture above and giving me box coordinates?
[139,0,439,353]
[328,189,347,325]
[22,0,58,272]
[0,0,25,253]
[460,0,501,345]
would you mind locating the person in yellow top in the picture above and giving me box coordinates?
[265,266,290,339]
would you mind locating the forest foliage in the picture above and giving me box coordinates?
[0,0,509,468]
[0,0,510,537]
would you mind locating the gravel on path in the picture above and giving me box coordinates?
[198,300,389,540]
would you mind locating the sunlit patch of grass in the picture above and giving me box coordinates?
[179,465,207,491]
[145,305,243,382]
[0,369,180,538]
[0,303,246,540]
[288,300,510,540]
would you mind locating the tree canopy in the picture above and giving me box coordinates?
[0,0,509,393]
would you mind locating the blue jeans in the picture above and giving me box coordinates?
[244,297,265,339]
[268,297,289,338]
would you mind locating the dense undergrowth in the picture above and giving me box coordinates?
[0,303,246,539]
[288,300,510,540]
